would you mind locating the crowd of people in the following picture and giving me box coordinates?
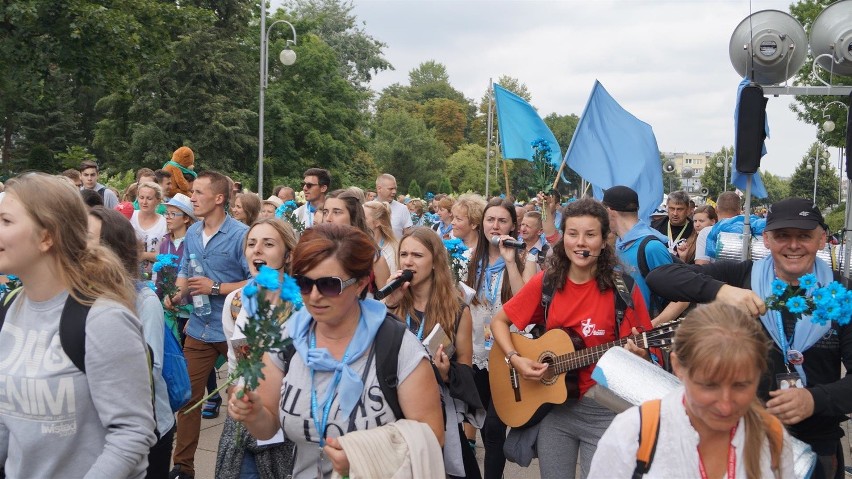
[0,148,849,479]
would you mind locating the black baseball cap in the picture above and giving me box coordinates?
[765,198,826,231]
[602,186,639,212]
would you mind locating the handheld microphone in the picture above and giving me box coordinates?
[576,250,601,258]
[374,269,414,300]
[490,236,526,249]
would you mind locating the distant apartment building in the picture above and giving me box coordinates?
[663,152,712,194]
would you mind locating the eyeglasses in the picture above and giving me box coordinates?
[165,212,185,218]
[301,182,318,189]
[294,275,358,296]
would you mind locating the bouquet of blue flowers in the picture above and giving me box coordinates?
[152,253,180,300]
[274,200,304,234]
[764,273,852,326]
[444,238,469,283]
[186,265,303,413]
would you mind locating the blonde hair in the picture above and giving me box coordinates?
[137,181,162,201]
[674,303,777,479]
[390,227,461,344]
[363,200,398,251]
[7,173,135,311]
[244,218,298,273]
[452,193,486,231]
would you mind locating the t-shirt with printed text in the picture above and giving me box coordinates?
[502,270,652,396]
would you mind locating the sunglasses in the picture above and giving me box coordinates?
[294,275,358,296]
[301,182,318,189]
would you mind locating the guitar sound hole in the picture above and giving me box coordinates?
[539,351,558,386]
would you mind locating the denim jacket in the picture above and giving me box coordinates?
[179,215,251,342]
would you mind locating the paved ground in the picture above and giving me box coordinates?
[185,369,850,479]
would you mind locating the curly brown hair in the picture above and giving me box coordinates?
[544,198,618,294]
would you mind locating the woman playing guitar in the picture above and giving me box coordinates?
[491,198,653,479]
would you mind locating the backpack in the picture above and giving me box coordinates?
[632,399,783,478]
[636,236,680,316]
[540,271,635,335]
[279,313,407,420]
[161,322,191,412]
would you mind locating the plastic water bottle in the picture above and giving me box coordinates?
[189,253,212,316]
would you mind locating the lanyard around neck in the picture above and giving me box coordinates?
[309,326,353,447]
[697,421,737,479]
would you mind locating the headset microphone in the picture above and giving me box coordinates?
[577,250,601,258]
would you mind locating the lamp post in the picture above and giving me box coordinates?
[716,153,732,192]
[810,147,831,205]
[257,5,297,198]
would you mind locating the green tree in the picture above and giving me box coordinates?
[788,143,839,209]
[370,108,447,192]
[761,170,790,205]
[445,144,487,193]
[437,177,452,195]
[700,147,734,198]
[421,98,467,153]
[409,60,450,87]
[788,0,850,148]
[544,113,581,194]
[284,0,392,89]
[407,179,422,198]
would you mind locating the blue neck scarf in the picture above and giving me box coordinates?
[286,298,386,418]
[751,256,832,385]
[477,257,506,304]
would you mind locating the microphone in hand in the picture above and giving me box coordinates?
[374,269,414,300]
[490,236,526,249]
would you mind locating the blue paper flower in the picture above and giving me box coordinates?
[798,273,817,290]
[279,274,303,310]
[771,279,787,296]
[786,296,808,314]
[152,262,164,273]
[243,282,258,298]
[255,265,280,290]
[826,281,845,297]
[811,308,829,326]
[811,288,829,304]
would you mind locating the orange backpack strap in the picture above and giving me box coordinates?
[633,399,662,479]
[759,410,784,471]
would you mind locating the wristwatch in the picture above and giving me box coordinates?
[504,350,520,365]
[211,281,221,296]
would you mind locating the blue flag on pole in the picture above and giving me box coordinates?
[493,83,561,165]
[564,81,663,222]
[731,77,768,199]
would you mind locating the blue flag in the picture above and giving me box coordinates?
[731,77,768,199]
[493,83,561,165]
[563,81,663,222]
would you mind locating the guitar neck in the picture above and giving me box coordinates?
[550,335,639,374]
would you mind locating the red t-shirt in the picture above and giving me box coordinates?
[503,270,652,396]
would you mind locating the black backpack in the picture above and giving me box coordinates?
[539,272,635,336]
[279,313,408,420]
[635,236,680,316]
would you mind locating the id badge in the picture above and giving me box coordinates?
[776,372,803,390]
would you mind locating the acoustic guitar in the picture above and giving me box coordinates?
[488,321,679,428]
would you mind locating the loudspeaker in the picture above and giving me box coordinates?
[700,187,710,196]
[810,0,852,77]
[664,161,676,173]
[729,10,807,85]
[736,85,767,174]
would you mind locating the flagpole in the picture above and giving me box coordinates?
[502,160,511,196]
[742,174,753,261]
[552,157,566,191]
[485,79,493,197]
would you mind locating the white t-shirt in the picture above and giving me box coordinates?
[270,324,427,479]
[130,211,167,273]
[379,241,397,274]
[388,200,413,241]
[588,386,795,479]
[694,227,713,262]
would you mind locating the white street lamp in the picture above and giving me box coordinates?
[715,151,733,192]
[257,6,297,198]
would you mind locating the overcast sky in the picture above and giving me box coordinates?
[273,0,844,178]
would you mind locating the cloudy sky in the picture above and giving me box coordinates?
[275,0,844,178]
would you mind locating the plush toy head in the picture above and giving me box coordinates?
[172,146,195,169]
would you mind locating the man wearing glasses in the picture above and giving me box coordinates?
[294,168,331,229]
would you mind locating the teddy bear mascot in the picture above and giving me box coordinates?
[162,146,197,198]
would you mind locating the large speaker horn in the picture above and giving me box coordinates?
[700,187,710,196]
[810,0,852,77]
[664,161,676,173]
[729,10,807,85]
